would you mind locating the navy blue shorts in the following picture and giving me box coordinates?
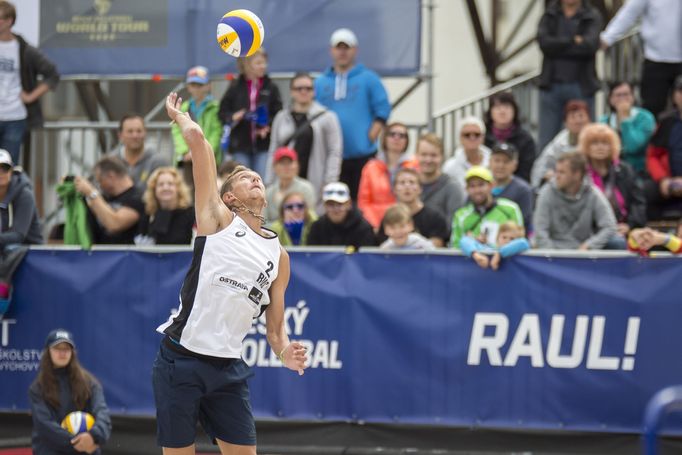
[152,338,256,448]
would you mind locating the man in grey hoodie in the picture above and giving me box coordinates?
[0,149,42,247]
[416,133,464,224]
[534,151,616,249]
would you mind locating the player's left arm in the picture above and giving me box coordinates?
[265,247,308,375]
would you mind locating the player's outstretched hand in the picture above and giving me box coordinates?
[281,341,308,376]
[166,92,185,123]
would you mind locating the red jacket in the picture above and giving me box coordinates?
[646,111,678,182]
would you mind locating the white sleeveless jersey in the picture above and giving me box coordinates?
[157,215,280,358]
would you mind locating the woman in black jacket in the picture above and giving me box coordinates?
[484,92,537,183]
[136,167,195,245]
[29,329,111,455]
[579,123,646,248]
[218,48,282,178]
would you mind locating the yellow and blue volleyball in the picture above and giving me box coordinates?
[216,9,265,58]
[61,411,95,435]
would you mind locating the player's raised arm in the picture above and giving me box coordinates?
[266,247,308,375]
[165,92,231,234]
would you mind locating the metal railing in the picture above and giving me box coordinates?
[432,30,643,158]
[28,121,174,229]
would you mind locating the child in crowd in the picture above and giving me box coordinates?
[380,204,435,251]
[172,66,222,187]
[627,221,682,255]
[460,221,529,270]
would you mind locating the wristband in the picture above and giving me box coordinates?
[665,235,681,252]
[278,344,289,363]
[86,190,100,201]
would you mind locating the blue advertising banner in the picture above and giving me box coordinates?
[37,0,422,76]
[1,250,681,434]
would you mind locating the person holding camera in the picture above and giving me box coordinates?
[218,48,282,178]
[73,155,144,245]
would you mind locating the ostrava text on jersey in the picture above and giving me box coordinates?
[157,215,280,358]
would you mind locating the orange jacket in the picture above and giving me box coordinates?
[358,159,395,228]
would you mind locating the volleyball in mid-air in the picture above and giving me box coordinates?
[61,411,95,435]
[216,9,265,58]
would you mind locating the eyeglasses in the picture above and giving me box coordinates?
[292,86,314,92]
[0,165,11,173]
[387,131,408,139]
[462,132,482,139]
[283,202,305,211]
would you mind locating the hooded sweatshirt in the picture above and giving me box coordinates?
[266,100,343,203]
[533,178,617,249]
[0,171,43,247]
[306,208,376,249]
[314,64,391,159]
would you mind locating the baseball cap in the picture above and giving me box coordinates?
[491,142,518,159]
[322,182,351,203]
[674,74,682,91]
[186,66,209,85]
[273,147,298,163]
[0,149,13,167]
[330,28,358,47]
[45,329,75,349]
[465,166,493,183]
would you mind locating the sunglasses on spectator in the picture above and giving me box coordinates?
[292,86,314,92]
[461,132,482,139]
[387,131,408,139]
[283,202,305,211]
[0,165,11,172]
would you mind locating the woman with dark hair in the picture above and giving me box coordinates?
[484,92,537,183]
[358,122,416,229]
[29,329,111,454]
[269,191,317,246]
[136,167,195,245]
[218,48,283,178]
[598,81,656,175]
[579,123,646,248]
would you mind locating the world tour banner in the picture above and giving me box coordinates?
[1,250,681,434]
[36,0,421,76]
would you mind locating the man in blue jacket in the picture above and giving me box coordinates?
[315,28,391,201]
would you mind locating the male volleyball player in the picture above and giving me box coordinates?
[152,92,307,455]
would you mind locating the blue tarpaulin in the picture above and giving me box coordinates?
[37,0,422,76]
[1,250,680,434]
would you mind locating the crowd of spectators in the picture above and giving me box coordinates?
[1,0,681,263]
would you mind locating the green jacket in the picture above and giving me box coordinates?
[450,197,523,248]
[56,181,92,249]
[269,220,314,246]
[172,98,222,165]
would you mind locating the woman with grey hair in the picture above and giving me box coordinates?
[442,116,491,191]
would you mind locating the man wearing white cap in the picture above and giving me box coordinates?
[307,181,376,249]
[314,28,391,202]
